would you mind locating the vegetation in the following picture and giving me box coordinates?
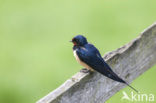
[0,0,156,103]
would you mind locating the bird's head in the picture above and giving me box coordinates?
[70,35,88,46]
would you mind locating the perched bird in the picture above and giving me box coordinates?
[70,35,138,93]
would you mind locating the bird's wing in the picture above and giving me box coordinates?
[76,45,105,71]
[76,44,112,73]
[76,44,126,83]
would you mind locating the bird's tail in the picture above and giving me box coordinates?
[98,64,139,93]
[125,82,139,93]
[113,75,139,93]
[105,69,139,93]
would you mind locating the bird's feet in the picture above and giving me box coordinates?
[80,68,90,73]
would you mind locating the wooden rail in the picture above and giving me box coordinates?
[37,22,156,103]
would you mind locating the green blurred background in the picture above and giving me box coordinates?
[0,0,156,103]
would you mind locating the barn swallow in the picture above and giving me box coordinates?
[70,35,138,93]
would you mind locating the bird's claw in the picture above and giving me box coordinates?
[80,68,90,73]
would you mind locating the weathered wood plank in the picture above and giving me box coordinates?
[37,22,156,103]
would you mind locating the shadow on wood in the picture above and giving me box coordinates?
[37,22,156,103]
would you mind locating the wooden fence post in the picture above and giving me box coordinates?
[37,22,156,103]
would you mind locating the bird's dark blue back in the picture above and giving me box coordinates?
[74,43,126,83]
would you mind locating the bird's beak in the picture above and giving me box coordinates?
[69,40,72,42]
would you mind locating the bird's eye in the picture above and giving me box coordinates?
[72,38,76,42]
[76,39,79,43]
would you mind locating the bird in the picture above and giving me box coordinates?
[70,35,138,93]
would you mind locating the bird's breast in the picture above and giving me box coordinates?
[73,50,94,71]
